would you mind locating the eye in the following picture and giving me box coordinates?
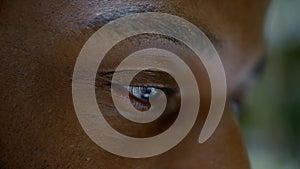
[126,86,159,102]
[124,85,178,111]
[96,70,180,111]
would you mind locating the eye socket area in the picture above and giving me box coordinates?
[95,70,181,138]
[230,57,266,116]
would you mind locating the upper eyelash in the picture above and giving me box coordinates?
[95,70,178,97]
[125,85,177,95]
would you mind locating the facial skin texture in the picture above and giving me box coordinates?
[0,0,269,168]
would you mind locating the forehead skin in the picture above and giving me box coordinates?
[0,0,269,168]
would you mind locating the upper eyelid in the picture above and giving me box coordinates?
[96,69,170,83]
[96,70,179,89]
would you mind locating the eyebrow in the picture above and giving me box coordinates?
[77,6,157,31]
[77,7,220,45]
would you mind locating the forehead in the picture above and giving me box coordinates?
[0,0,269,42]
[1,0,269,27]
[0,0,269,89]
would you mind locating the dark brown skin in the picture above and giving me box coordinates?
[0,0,269,168]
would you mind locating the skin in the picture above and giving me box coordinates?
[0,0,269,168]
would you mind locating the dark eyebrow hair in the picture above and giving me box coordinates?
[77,7,220,46]
[77,6,157,32]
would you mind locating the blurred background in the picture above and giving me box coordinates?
[239,0,300,169]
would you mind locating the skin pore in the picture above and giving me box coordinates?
[0,0,269,168]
